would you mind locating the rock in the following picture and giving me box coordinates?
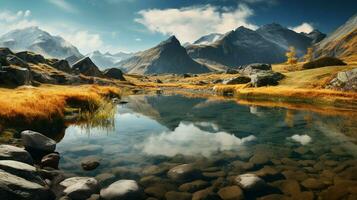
[0,170,54,200]
[167,164,201,181]
[240,63,272,74]
[302,57,346,69]
[0,160,45,185]
[222,76,251,85]
[0,65,32,86]
[192,187,220,200]
[72,57,103,77]
[254,166,284,182]
[15,51,46,64]
[81,156,100,171]
[249,71,284,87]
[202,171,226,179]
[100,180,144,200]
[41,153,60,169]
[21,130,56,152]
[225,68,239,74]
[87,194,101,200]
[301,178,326,190]
[6,54,29,68]
[257,194,290,200]
[52,59,72,73]
[218,186,244,200]
[60,177,99,200]
[282,170,308,181]
[95,173,116,187]
[165,191,192,200]
[235,173,267,192]
[142,165,170,176]
[139,176,162,187]
[271,179,300,196]
[179,180,210,192]
[103,68,126,81]
[0,144,33,164]
[144,183,176,199]
[249,153,271,166]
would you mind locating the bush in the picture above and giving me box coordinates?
[302,57,347,69]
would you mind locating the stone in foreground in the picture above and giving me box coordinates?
[21,130,56,152]
[100,179,144,200]
[0,144,33,164]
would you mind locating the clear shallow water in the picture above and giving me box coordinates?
[57,94,357,198]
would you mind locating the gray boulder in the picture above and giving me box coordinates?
[239,63,272,75]
[6,54,29,68]
[72,57,103,77]
[103,68,126,81]
[0,66,32,86]
[223,76,251,85]
[0,170,54,200]
[15,51,46,64]
[249,71,284,87]
[41,153,60,169]
[60,177,100,200]
[100,179,144,200]
[328,68,357,91]
[52,59,72,73]
[21,130,56,152]
[0,160,45,185]
[0,144,33,164]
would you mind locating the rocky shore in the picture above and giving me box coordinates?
[1,129,357,200]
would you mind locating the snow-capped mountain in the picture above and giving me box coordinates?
[0,26,82,59]
[86,50,133,70]
[193,33,223,45]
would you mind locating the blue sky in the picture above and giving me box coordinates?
[0,0,356,54]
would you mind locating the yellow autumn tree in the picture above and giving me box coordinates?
[304,47,313,62]
[286,46,298,65]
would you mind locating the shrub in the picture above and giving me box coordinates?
[302,57,347,69]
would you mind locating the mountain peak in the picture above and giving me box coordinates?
[260,23,285,30]
[159,35,181,47]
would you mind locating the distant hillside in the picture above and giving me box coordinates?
[117,36,210,74]
[186,26,286,67]
[314,14,357,62]
[0,26,82,59]
[86,50,133,70]
[193,33,223,45]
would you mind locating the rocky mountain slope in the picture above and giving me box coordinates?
[86,51,133,70]
[117,36,210,74]
[193,33,223,45]
[0,27,82,59]
[186,27,287,67]
[314,14,357,61]
[301,30,326,44]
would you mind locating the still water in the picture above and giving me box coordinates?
[57,94,357,199]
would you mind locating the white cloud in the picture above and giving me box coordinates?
[0,9,107,54]
[47,0,77,13]
[288,134,312,145]
[135,4,258,43]
[289,22,314,34]
[137,122,256,157]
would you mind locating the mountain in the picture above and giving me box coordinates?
[186,26,286,67]
[86,50,133,70]
[0,26,83,59]
[301,30,326,44]
[256,23,313,56]
[193,33,223,45]
[314,14,357,61]
[117,36,210,74]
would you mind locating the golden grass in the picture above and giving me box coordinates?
[0,85,123,125]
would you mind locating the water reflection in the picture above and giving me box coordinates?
[138,122,256,157]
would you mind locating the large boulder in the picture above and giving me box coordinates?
[21,130,56,152]
[103,68,126,81]
[15,51,46,64]
[327,68,357,91]
[100,179,144,200]
[0,170,54,200]
[302,57,346,69]
[239,63,272,75]
[52,59,72,73]
[0,66,32,86]
[72,57,103,77]
[249,71,284,87]
[60,177,100,200]
[0,144,33,164]
[222,76,251,85]
[0,160,45,185]
[6,54,29,68]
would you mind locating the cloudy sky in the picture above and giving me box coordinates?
[0,0,355,54]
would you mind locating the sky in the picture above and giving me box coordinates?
[0,0,356,54]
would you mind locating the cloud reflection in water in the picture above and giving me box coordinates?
[138,122,256,157]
